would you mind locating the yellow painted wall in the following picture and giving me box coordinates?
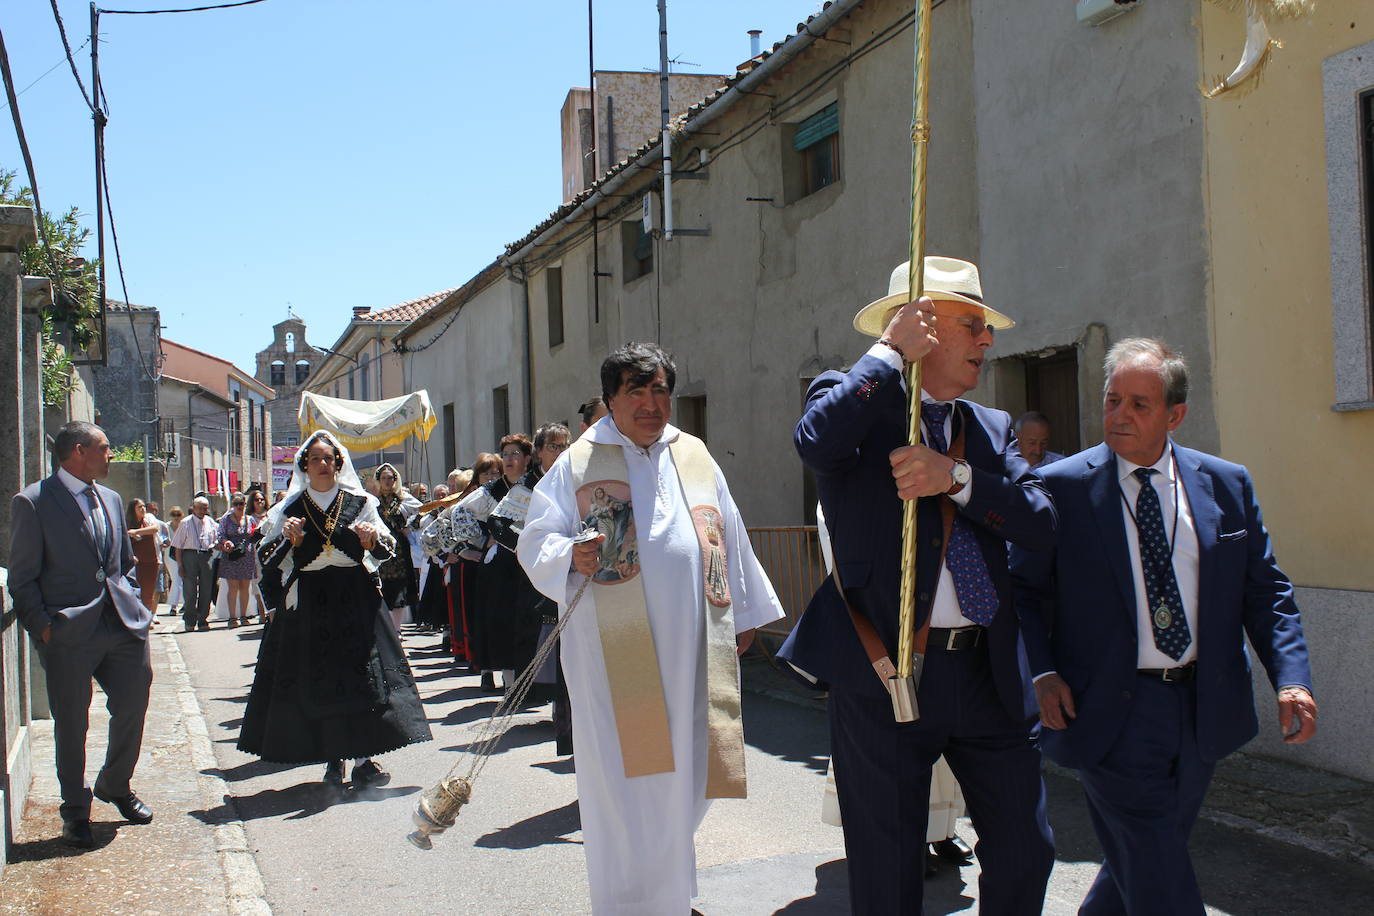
[1200,2,1373,590]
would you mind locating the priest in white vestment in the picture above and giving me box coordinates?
[518,343,784,916]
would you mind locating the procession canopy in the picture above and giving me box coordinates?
[298,390,437,453]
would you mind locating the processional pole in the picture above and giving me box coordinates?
[892,0,936,720]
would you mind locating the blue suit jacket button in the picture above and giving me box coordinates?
[1121,690,1133,701]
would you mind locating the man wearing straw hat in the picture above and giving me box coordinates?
[780,256,1056,914]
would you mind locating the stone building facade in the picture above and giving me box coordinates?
[396,0,1374,782]
[254,317,325,448]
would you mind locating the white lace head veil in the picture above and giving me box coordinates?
[259,430,376,540]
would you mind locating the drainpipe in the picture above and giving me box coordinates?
[508,263,535,432]
[658,0,673,240]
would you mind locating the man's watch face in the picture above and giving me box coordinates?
[953,461,971,485]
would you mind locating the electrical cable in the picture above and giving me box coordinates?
[48,0,96,111]
[99,148,162,385]
[0,37,91,113]
[0,26,74,315]
[97,0,268,14]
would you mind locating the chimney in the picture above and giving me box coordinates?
[352,306,371,318]
[748,29,762,58]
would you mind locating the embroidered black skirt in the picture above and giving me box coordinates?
[238,564,431,763]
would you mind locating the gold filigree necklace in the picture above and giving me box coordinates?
[303,492,345,557]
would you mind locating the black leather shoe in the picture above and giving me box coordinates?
[322,760,346,788]
[351,760,391,789]
[932,835,974,862]
[94,788,153,824]
[62,818,95,848]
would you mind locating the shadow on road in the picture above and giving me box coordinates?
[5,823,120,862]
[202,758,299,783]
[191,782,419,824]
[442,720,551,756]
[475,800,582,849]
[741,691,830,775]
[429,699,500,727]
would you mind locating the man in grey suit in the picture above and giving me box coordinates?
[9,421,155,848]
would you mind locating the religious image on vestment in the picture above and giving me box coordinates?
[577,481,638,583]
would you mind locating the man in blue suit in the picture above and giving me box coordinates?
[1013,338,1316,915]
[780,257,1057,914]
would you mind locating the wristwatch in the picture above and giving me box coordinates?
[947,459,971,495]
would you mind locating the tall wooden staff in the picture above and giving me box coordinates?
[891,0,935,722]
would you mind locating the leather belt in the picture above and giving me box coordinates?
[928,625,984,651]
[1137,661,1196,683]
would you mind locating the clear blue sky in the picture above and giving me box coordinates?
[2,0,825,373]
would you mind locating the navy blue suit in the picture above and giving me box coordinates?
[779,353,1057,915]
[1012,442,1312,914]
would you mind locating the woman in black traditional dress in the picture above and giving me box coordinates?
[373,463,421,632]
[238,431,431,788]
[458,434,530,692]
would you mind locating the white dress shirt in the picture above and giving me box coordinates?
[866,344,977,627]
[170,511,219,550]
[56,467,108,545]
[1117,443,1200,668]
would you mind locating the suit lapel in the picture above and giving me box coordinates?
[1085,445,1137,616]
[1175,446,1219,616]
[47,475,102,562]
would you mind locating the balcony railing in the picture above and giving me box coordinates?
[746,526,825,647]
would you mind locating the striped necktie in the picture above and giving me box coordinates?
[84,485,109,563]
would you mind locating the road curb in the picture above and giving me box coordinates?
[160,632,273,916]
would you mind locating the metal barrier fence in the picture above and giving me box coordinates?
[746,526,825,645]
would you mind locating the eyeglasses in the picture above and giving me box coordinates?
[500,451,525,460]
[932,312,995,338]
[542,442,569,453]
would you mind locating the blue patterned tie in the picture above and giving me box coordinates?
[921,402,999,626]
[1133,468,1191,660]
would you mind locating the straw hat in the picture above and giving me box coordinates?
[852,256,1015,338]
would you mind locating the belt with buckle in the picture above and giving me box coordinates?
[929,626,985,651]
[1137,661,1196,683]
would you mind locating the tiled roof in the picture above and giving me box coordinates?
[356,287,460,324]
[503,0,852,257]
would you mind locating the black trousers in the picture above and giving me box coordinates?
[828,642,1054,915]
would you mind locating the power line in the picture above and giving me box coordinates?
[99,148,162,385]
[97,0,268,14]
[48,0,96,111]
[0,26,73,314]
[0,37,91,113]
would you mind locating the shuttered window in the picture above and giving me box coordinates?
[793,103,839,151]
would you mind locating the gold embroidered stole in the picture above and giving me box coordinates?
[567,432,747,798]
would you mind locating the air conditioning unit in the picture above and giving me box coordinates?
[1077,0,1140,27]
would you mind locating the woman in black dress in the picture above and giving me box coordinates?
[373,463,421,632]
[458,434,530,692]
[238,431,431,788]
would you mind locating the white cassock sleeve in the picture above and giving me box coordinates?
[517,459,580,608]
[714,463,785,634]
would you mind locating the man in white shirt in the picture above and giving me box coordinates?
[169,496,218,632]
[1013,338,1316,914]
[8,422,155,847]
[781,257,1056,914]
[1013,411,1066,469]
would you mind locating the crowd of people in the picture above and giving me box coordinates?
[10,276,1318,916]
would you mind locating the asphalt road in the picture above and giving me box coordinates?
[174,626,1374,915]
